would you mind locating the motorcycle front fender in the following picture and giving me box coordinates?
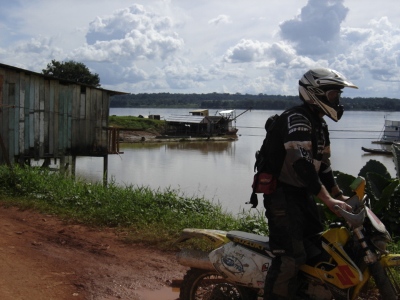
[379,254,400,267]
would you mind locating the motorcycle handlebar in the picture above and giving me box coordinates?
[334,203,366,228]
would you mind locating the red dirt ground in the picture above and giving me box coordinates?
[0,205,187,300]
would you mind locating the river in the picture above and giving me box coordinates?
[76,108,400,215]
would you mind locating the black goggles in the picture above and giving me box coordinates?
[325,89,342,105]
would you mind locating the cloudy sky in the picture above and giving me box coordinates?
[1,0,400,98]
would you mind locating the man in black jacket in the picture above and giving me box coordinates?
[263,68,358,300]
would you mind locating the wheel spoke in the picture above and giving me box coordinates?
[180,269,245,300]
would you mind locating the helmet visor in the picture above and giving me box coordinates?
[325,89,342,106]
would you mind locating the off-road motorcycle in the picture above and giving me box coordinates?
[174,177,400,299]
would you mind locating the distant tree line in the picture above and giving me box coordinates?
[110,93,400,111]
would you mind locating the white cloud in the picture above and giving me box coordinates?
[338,17,400,86]
[74,4,184,62]
[208,15,232,26]
[279,0,349,56]
[1,0,400,97]
[223,39,269,63]
[1,36,64,71]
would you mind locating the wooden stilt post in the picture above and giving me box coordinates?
[71,156,76,178]
[60,156,65,174]
[103,154,108,186]
[0,133,12,167]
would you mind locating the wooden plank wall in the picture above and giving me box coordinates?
[0,66,110,166]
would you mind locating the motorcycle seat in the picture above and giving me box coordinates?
[226,231,271,252]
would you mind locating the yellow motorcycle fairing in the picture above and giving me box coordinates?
[300,227,363,289]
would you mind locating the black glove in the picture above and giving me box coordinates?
[246,192,258,208]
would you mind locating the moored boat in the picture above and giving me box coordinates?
[163,109,249,137]
[373,119,400,144]
[361,146,392,155]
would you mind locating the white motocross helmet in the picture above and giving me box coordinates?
[299,68,358,121]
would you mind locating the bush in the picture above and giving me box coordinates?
[333,159,400,241]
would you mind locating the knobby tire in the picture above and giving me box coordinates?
[369,262,399,300]
[179,268,257,300]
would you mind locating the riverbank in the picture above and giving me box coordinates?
[118,129,238,143]
[109,116,239,143]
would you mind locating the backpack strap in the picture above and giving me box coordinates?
[294,105,321,158]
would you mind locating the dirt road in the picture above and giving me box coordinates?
[0,204,187,300]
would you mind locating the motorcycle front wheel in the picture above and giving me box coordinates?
[385,265,400,298]
[180,268,258,300]
[359,263,400,300]
[377,264,400,299]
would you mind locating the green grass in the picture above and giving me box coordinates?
[1,165,399,253]
[0,165,267,249]
[109,115,165,132]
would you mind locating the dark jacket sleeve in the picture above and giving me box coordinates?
[318,163,336,192]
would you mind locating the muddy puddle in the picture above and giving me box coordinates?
[135,286,179,300]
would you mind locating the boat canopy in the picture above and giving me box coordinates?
[382,119,400,142]
[190,109,209,116]
[219,110,234,114]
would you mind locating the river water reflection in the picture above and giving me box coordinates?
[76,108,400,214]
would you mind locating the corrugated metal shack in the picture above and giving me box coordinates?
[0,63,123,181]
[164,114,210,136]
[164,109,239,136]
